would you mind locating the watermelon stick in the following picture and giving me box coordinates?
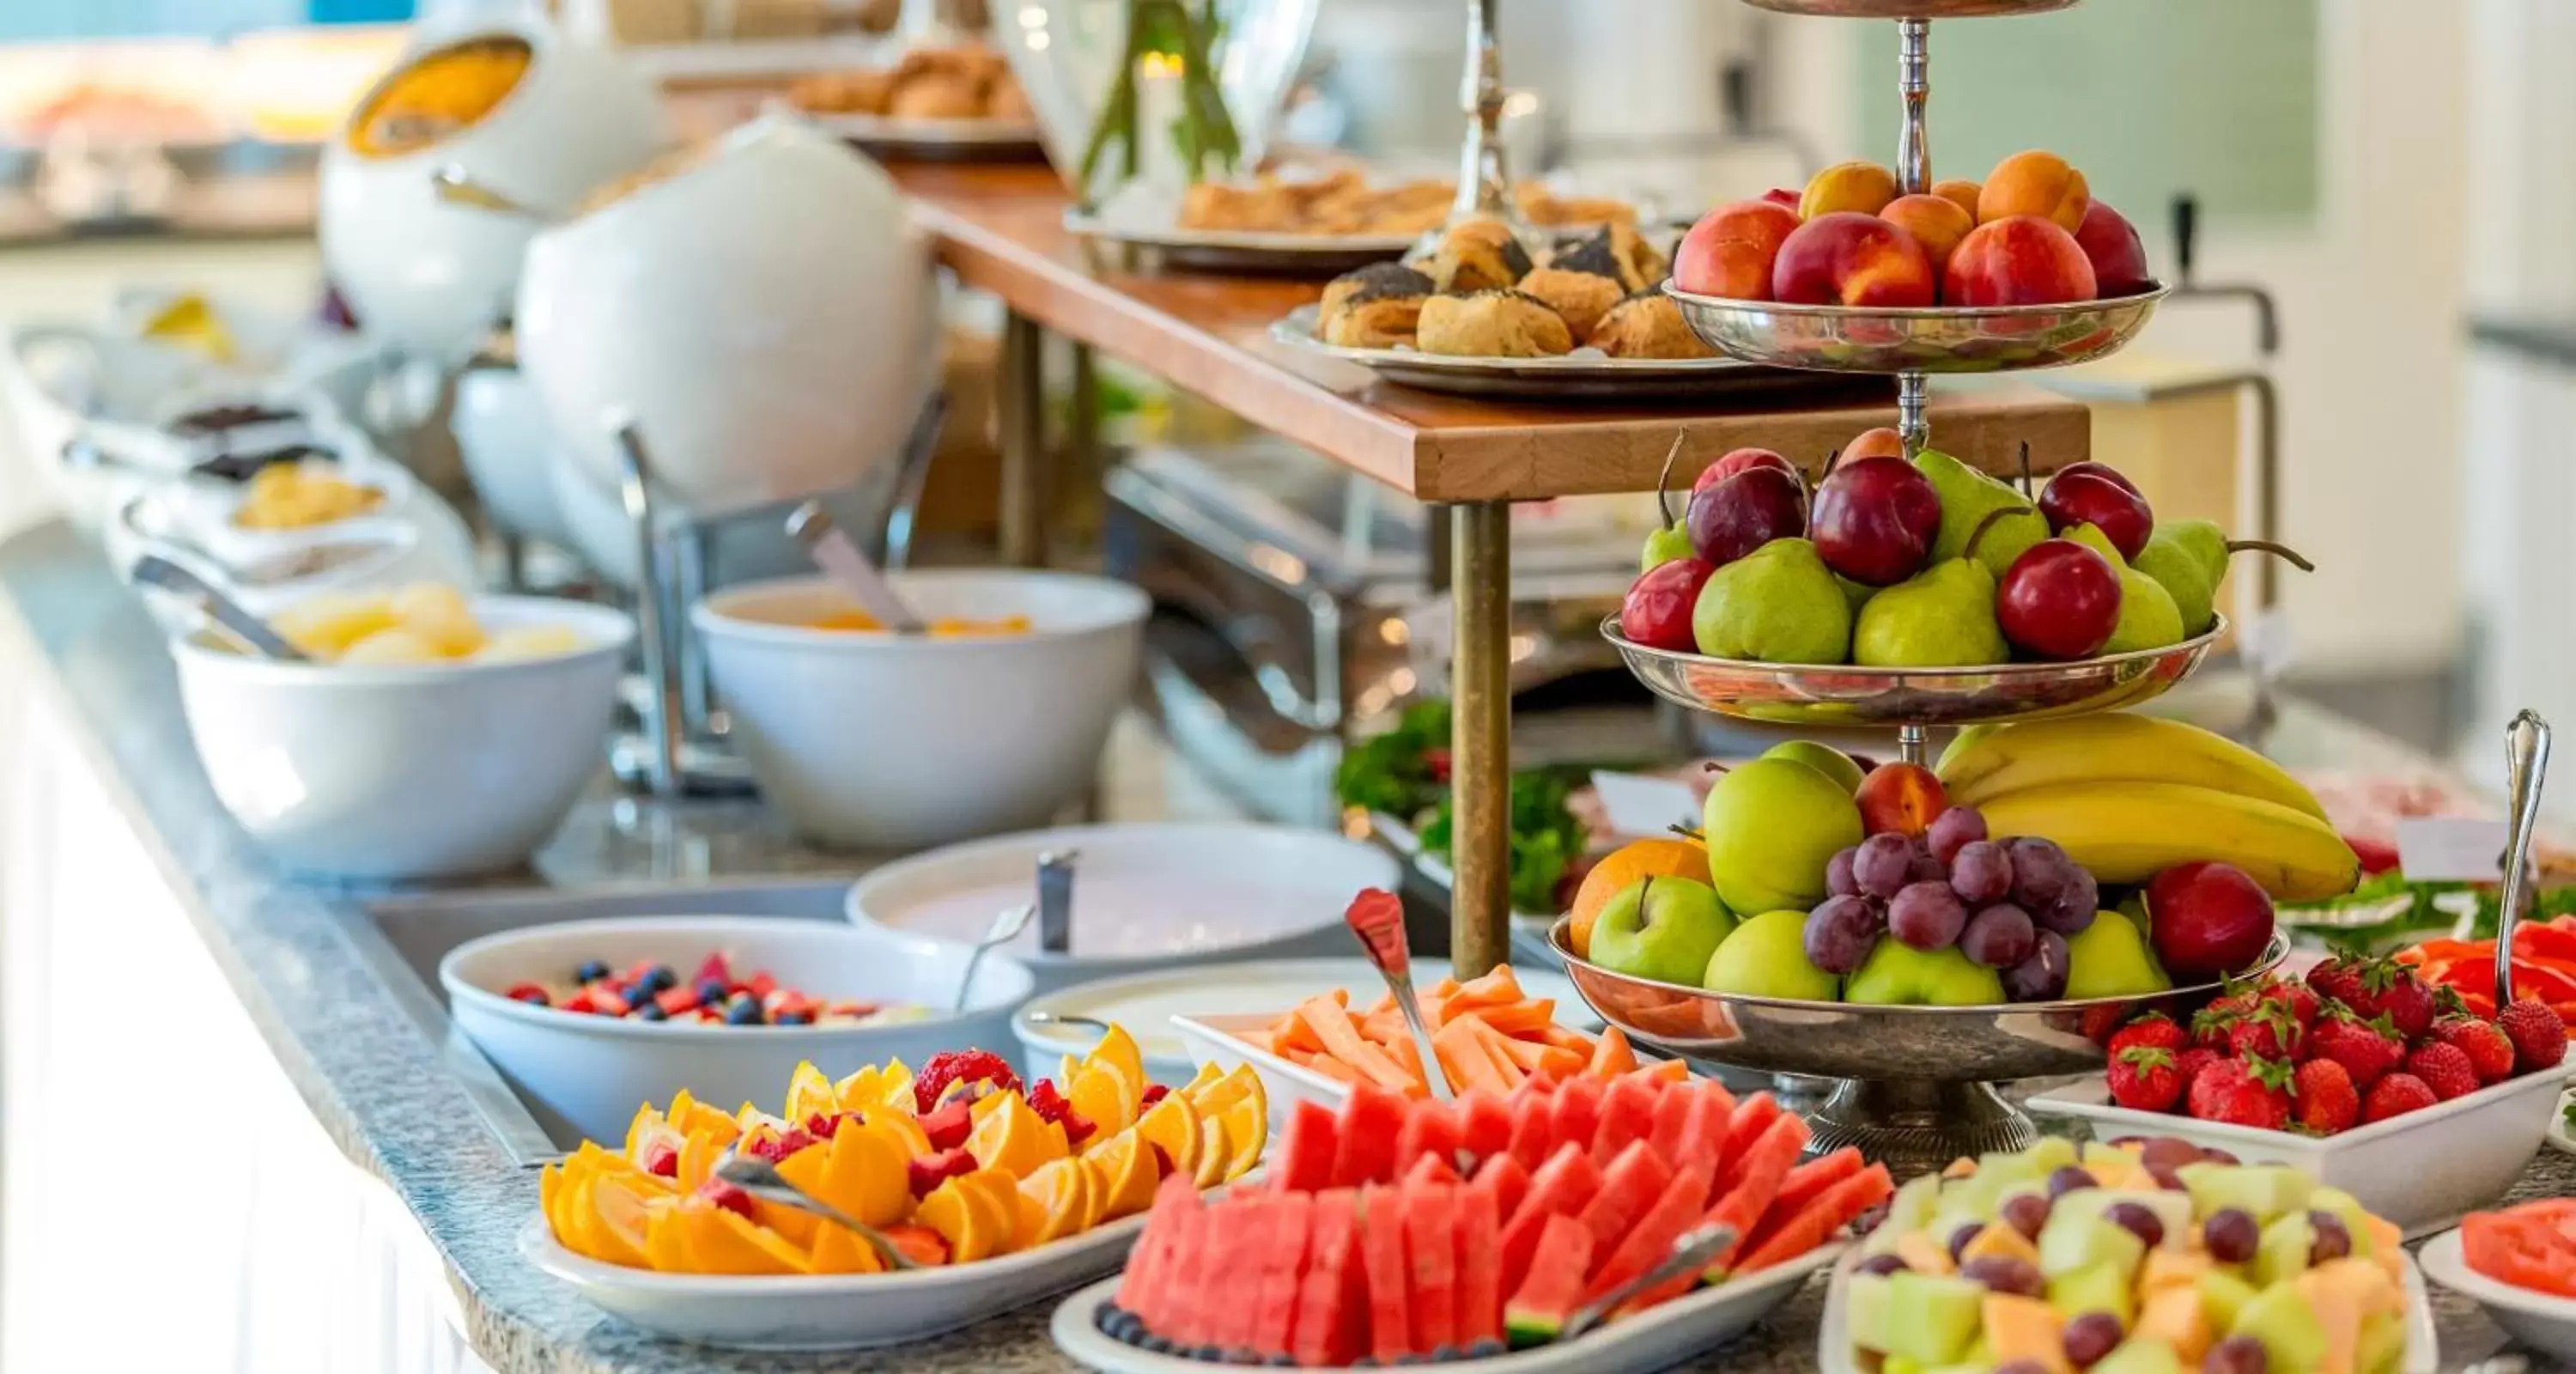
[1557,1222,1737,1341]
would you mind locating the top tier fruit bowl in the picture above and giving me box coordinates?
[1663,283,2169,375]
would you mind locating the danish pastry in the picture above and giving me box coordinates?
[1319,264,1434,350]
[1589,291,1716,360]
[1416,290,1576,358]
[1417,218,1534,294]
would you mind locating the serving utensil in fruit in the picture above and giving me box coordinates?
[1036,848,1078,956]
[711,1149,917,1270]
[1343,888,1455,1101]
[129,554,307,661]
[785,500,925,635]
[2498,709,2553,1006]
[955,902,1036,1014]
[118,495,407,591]
[1560,1222,1738,1341]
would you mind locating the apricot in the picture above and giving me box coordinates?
[1799,161,1900,221]
[1932,179,1983,222]
[1944,216,2098,307]
[1978,151,2089,231]
[1880,193,1976,282]
[1844,428,1905,461]
[1773,212,1936,308]
[1674,199,1802,301]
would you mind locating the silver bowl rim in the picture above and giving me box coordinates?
[1662,279,2172,325]
[1601,612,2228,683]
[1549,915,2289,1017]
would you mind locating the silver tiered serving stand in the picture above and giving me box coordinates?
[1571,0,2232,1176]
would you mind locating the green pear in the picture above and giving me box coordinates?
[2132,527,2218,636]
[1844,940,2007,1006]
[2062,909,2172,999]
[1702,757,1862,915]
[1691,538,1851,664]
[1915,448,2049,580]
[1764,740,1864,793]
[1851,508,2023,667]
[1837,572,1879,618]
[1640,523,1697,574]
[2066,523,2184,654]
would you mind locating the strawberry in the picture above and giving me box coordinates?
[694,1177,758,1220]
[2173,1046,2220,1087]
[2403,1040,2481,1101]
[920,1097,975,1151]
[2186,1055,2292,1131]
[2428,1015,2517,1085]
[641,1141,679,1178]
[2306,953,2373,1011]
[1140,1084,1171,1107]
[907,1146,978,1199]
[2291,1058,2359,1135]
[2343,958,2437,1043]
[1026,1079,1098,1148]
[2260,980,2324,1032]
[2361,1072,2438,1123]
[912,1049,1022,1115]
[744,1125,815,1164]
[2305,1008,2404,1091]
[2225,1001,2306,1061]
[2110,1013,2188,1061]
[2190,997,2251,1052]
[2109,1046,2187,1112]
[2500,999,2571,1073]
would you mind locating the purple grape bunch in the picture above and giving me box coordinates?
[1804,806,2101,1002]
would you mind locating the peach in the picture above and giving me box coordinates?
[1798,161,1900,221]
[1879,193,1976,281]
[1943,215,2098,307]
[2074,199,2153,295]
[1772,212,1936,307]
[1977,150,2089,231]
[1932,179,1983,222]
[1674,199,1802,301]
[1761,187,1801,212]
[1844,427,1905,461]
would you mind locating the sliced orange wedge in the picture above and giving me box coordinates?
[784,1061,839,1123]
[966,1091,1063,1179]
[808,1220,890,1275]
[1134,1094,1205,1179]
[1193,1112,1232,1189]
[1216,1097,1267,1182]
[919,1176,1005,1264]
[1018,1156,1097,1248]
[1066,1066,1137,1141]
[1086,1129,1160,1221]
[589,1176,658,1266]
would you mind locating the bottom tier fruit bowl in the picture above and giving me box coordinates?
[1549,918,2286,1176]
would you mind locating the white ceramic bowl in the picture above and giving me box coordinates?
[451,362,575,548]
[444,915,1036,1147]
[173,596,632,880]
[2419,1225,2576,1363]
[849,822,1397,995]
[693,573,1148,852]
[519,113,938,520]
[319,19,665,366]
[2031,1065,2576,1237]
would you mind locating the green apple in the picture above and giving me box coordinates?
[1589,876,1735,986]
[1844,940,2006,1006]
[1763,739,1865,794]
[1640,523,1697,573]
[2063,912,2173,1000]
[1703,758,1862,915]
[1702,909,1839,1000]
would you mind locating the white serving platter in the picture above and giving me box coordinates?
[2418,1225,2576,1364]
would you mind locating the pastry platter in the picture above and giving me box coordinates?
[1065,213,1418,275]
[1272,305,1876,402]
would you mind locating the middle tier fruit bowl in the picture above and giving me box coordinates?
[1602,614,2224,729]
[1664,283,2169,374]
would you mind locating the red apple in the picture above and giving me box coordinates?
[1692,447,1795,494]
[1811,455,1941,587]
[1620,558,1714,651]
[1686,465,1807,568]
[1772,212,1936,308]
[1997,539,2123,660]
[1674,200,1801,301]
[2144,860,2277,981]
[1943,216,2097,307]
[2038,469,2153,562]
[1856,763,1948,837]
[2073,200,2153,296]
[2048,459,2138,495]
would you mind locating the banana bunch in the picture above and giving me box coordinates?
[1937,714,2360,903]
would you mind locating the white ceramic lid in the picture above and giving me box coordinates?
[846,823,1401,964]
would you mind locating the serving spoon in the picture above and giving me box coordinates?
[786,501,927,635]
[954,902,1036,1013]
[711,1149,917,1271]
[129,554,307,661]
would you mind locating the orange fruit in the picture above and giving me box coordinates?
[1067,1065,1138,1140]
[782,1118,914,1229]
[917,1170,1016,1263]
[965,1091,1060,1179]
[1215,1097,1267,1182]
[1567,837,1710,957]
[808,1220,890,1274]
[783,1061,839,1123]
[588,1177,659,1265]
[1192,1113,1232,1189]
[1133,1094,1205,1178]
[1085,1130,1161,1220]
[1018,1156,1097,1246]
[649,1203,811,1274]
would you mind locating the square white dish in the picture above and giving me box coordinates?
[2029,1066,2576,1237]
[1048,1243,1840,1374]
[2417,1225,2576,1363]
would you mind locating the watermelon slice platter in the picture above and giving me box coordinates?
[1051,1073,1888,1371]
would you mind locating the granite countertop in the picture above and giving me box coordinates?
[0,515,2563,1374]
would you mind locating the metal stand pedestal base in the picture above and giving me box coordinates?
[1803,1078,2037,1180]
[609,734,759,797]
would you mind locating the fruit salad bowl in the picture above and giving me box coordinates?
[1550,918,2287,1173]
[1663,283,2167,375]
[1602,615,2225,734]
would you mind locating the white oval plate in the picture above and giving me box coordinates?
[2546,1088,2575,1154]
[2419,1225,2576,1363]
[1048,1243,1839,1374]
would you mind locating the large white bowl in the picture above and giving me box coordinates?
[850,822,1396,996]
[519,112,938,521]
[442,915,1036,1147]
[451,362,576,549]
[172,596,632,880]
[2419,1225,2576,1363]
[319,19,666,366]
[693,573,1149,852]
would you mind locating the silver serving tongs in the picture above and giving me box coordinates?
[1559,1223,1738,1341]
[1343,888,1455,1101]
[712,1149,916,1271]
[130,554,307,661]
[2496,709,2552,1006]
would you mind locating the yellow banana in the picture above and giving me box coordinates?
[1935,714,2330,823]
[1974,780,2360,902]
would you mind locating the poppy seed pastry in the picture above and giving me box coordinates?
[1589,289,1717,360]
[1318,263,1433,349]
[1516,265,1623,341]
[1417,217,1535,294]
[1552,222,1667,293]
[1416,289,1576,358]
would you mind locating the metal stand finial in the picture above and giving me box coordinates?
[1896,18,1931,196]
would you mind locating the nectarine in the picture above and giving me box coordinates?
[1978,150,2089,231]
[1931,179,1983,222]
[1674,200,1801,301]
[1799,161,1900,221]
[1944,216,2098,307]
[1773,213,1936,308]
[1880,193,1976,282]
[2073,199,2153,296]
[1843,427,1905,462]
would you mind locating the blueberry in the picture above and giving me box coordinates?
[1095,1305,1122,1334]
[632,1001,669,1022]
[1195,1345,1229,1363]
[1393,1355,1427,1366]
[1429,1346,1460,1363]
[1267,1356,1297,1367]
[1141,1335,1174,1355]
[776,1010,814,1026]
[726,997,765,1026]
[696,978,729,1004]
[574,959,610,983]
[1466,1340,1507,1359]
[638,964,677,994]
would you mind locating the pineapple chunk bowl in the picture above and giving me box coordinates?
[171,583,632,880]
